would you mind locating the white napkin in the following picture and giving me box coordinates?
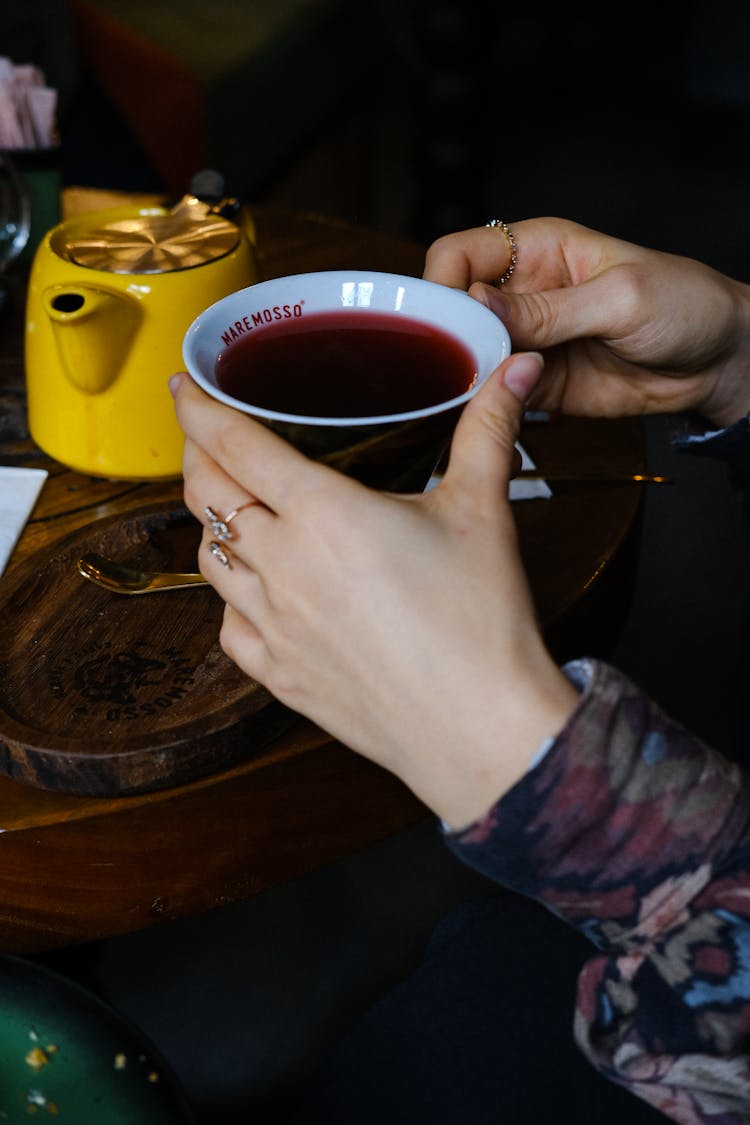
[426,443,551,500]
[0,467,48,577]
[0,56,58,148]
[509,443,552,501]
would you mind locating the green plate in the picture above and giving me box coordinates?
[0,956,194,1123]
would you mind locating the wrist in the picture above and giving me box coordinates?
[407,648,579,831]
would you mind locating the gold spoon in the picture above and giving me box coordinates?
[77,553,208,595]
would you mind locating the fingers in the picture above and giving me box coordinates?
[171,373,334,515]
[182,434,276,573]
[195,516,273,683]
[423,218,602,291]
[219,604,269,684]
[442,352,544,514]
[470,267,644,352]
[424,220,660,359]
[197,525,264,598]
[182,435,267,523]
[423,226,518,289]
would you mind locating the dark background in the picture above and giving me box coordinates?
[3,1,750,1121]
[58,0,750,276]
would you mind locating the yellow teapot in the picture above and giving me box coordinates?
[25,195,258,479]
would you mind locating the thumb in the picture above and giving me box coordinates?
[472,275,620,351]
[443,352,544,508]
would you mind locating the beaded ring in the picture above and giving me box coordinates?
[485,219,518,285]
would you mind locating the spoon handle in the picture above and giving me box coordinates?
[516,470,672,484]
[77,555,208,595]
[139,572,210,592]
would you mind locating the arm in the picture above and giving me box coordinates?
[447,658,750,1124]
[424,218,750,428]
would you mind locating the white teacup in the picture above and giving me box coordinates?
[183,271,510,491]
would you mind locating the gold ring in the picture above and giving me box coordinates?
[485,219,517,285]
[204,501,257,542]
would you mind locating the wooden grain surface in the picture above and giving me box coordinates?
[0,503,297,795]
[0,194,646,952]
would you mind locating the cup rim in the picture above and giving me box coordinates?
[182,270,511,427]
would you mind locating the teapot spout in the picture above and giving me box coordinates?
[42,285,141,394]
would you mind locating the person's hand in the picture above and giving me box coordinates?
[171,354,577,830]
[424,218,750,428]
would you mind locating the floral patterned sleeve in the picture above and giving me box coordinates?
[445,658,750,1124]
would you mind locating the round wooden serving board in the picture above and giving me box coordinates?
[0,504,293,796]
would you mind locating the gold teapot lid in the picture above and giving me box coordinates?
[63,198,240,274]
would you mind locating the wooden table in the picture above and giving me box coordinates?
[0,196,645,953]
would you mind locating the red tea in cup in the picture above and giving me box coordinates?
[214,310,477,418]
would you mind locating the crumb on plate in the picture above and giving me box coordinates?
[24,1048,49,1070]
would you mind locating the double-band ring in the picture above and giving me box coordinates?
[204,501,257,543]
[485,219,517,286]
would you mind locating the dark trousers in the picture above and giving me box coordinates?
[287,893,668,1124]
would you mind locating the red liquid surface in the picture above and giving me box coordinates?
[215,310,477,417]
